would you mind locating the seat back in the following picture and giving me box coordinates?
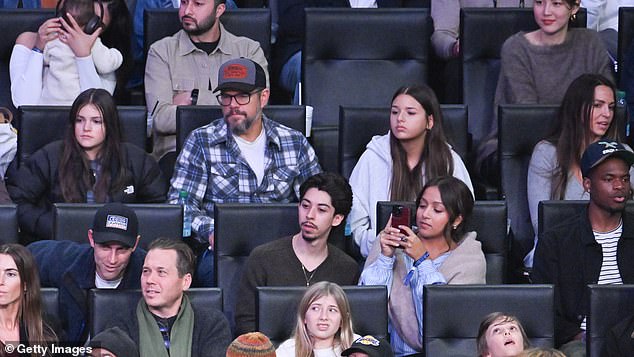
[0,9,54,113]
[89,288,222,335]
[144,8,271,61]
[338,105,468,179]
[257,285,387,346]
[377,200,508,284]
[424,284,555,356]
[214,203,298,325]
[498,104,559,267]
[538,201,634,236]
[303,8,431,126]
[0,204,18,244]
[176,105,307,154]
[53,203,182,250]
[41,287,60,324]
[461,8,586,145]
[17,106,147,167]
[588,285,634,357]
[618,7,634,87]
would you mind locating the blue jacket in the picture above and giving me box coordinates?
[28,240,146,343]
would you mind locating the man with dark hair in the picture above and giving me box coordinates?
[106,238,231,357]
[169,58,320,286]
[234,172,359,334]
[145,0,268,160]
[29,202,145,344]
[533,140,634,356]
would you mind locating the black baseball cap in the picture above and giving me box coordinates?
[580,140,634,178]
[341,336,394,357]
[213,58,266,93]
[91,203,139,248]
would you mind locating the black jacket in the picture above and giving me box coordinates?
[28,240,146,343]
[7,141,166,241]
[532,206,634,347]
[604,313,634,357]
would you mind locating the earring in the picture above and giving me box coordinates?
[570,13,577,21]
[452,224,458,230]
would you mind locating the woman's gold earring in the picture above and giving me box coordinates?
[570,13,577,21]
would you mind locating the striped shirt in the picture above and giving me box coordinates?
[168,116,321,242]
[580,220,623,330]
[359,252,449,356]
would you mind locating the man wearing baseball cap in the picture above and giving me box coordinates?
[342,335,394,357]
[533,140,634,356]
[168,58,321,287]
[28,202,146,344]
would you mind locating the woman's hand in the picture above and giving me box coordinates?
[399,226,427,262]
[35,18,62,50]
[378,217,405,258]
[59,13,102,58]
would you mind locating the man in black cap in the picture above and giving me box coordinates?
[29,202,146,344]
[533,140,634,356]
[342,335,394,357]
[168,58,321,287]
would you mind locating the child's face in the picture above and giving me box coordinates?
[484,318,525,357]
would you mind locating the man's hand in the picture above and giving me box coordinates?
[209,232,215,250]
[173,91,194,105]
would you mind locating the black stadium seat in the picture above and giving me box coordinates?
[53,203,182,250]
[424,284,555,356]
[0,204,18,244]
[17,106,147,167]
[257,285,387,346]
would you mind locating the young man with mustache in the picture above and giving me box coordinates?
[234,172,359,334]
[168,58,321,287]
[145,0,268,160]
[532,140,634,357]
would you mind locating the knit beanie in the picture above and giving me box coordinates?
[226,332,276,357]
[87,327,139,357]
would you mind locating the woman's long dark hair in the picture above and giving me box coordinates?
[0,244,56,355]
[390,85,454,201]
[59,88,128,202]
[99,0,133,104]
[548,74,620,199]
[415,176,474,245]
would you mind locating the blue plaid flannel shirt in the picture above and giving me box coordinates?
[168,115,321,242]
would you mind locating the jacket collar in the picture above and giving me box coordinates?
[176,22,231,57]
[580,205,634,245]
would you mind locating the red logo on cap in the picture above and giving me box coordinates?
[223,64,248,79]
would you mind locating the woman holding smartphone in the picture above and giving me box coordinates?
[348,84,473,258]
[360,176,486,357]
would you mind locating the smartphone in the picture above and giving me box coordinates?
[391,205,411,235]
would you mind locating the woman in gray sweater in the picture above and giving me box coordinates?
[526,74,632,267]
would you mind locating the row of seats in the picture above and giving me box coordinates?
[3,8,633,129]
[38,284,634,356]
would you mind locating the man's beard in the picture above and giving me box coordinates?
[181,12,216,36]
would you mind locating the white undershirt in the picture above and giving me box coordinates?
[349,0,377,7]
[95,274,122,289]
[234,128,266,186]
[580,221,623,330]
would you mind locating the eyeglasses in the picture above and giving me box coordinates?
[216,91,260,106]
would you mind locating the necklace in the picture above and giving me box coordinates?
[301,265,316,286]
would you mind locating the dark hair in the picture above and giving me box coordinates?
[148,238,196,277]
[59,88,128,203]
[476,312,529,357]
[60,0,95,27]
[299,172,353,218]
[415,176,473,244]
[389,85,454,201]
[0,244,56,353]
[547,74,619,199]
[99,0,132,104]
